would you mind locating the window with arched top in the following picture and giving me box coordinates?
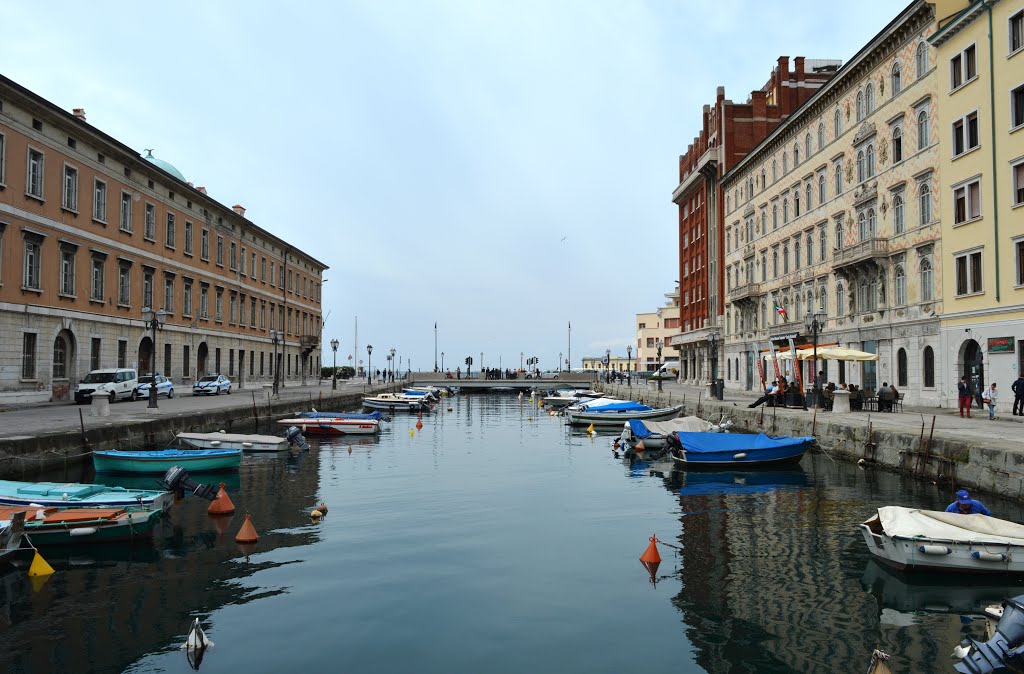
[806,181,813,210]
[865,83,875,115]
[818,123,825,150]
[916,42,928,79]
[897,348,908,387]
[892,126,903,163]
[818,174,826,204]
[858,212,867,241]
[783,198,789,224]
[856,91,864,121]
[782,151,789,174]
[794,191,801,217]
[920,257,933,301]
[805,133,812,158]
[819,284,827,313]
[837,283,846,315]
[836,219,845,250]
[772,203,778,229]
[919,182,931,225]
[923,345,935,387]
[835,161,843,196]
[917,109,929,149]
[857,150,866,183]
[795,293,802,321]
[761,169,766,189]
[760,300,767,328]
[783,244,790,274]
[867,144,875,177]
[794,144,800,167]
[807,231,814,266]
[894,264,906,305]
[794,239,802,269]
[858,279,869,313]
[891,61,902,96]
[893,194,905,234]
[834,108,842,137]
[52,336,67,380]
[772,159,778,181]
[868,208,876,237]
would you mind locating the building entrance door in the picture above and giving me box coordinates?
[963,339,984,406]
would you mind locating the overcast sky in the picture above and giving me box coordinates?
[2,0,897,372]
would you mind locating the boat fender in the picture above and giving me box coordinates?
[733,453,747,460]
[69,527,98,536]
[918,544,952,555]
[242,442,253,449]
[972,550,1008,562]
[210,440,221,447]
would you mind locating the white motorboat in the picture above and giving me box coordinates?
[276,417,381,435]
[542,389,603,408]
[860,506,1024,574]
[178,428,307,452]
[362,393,430,412]
[566,402,684,427]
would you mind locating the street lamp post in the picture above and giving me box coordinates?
[330,338,339,390]
[626,344,632,387]
[605,348,611,384]
[558,352,563,373]
[270,330,281,397]
[804,311,826,407]
[367,344,373,385]
[520,352,523,372]
[709,332,720,400]
[141,306,167,409]
[389,348,396,381]
[656,339,664,392]
[441,351,445,372]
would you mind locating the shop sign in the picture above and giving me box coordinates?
[988,337,1014,353]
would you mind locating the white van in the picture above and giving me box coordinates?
[650,361,680,380]
[74,368,139,404]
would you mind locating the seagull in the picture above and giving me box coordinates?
[560,236,567,242]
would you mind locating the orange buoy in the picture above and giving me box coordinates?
[639,534,661,564]
[235,513,259,544]
[207,483,235,516]
[415,419,423,430]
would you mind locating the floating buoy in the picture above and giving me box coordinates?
[207,483,235,516]
[409,428,415,437]
[235,513,258,544]
[538,399,543,408]
[640,535,661,563]
[416,419,423,430]
[182,617,214,650]
[586,423,595,434]
[28,549,54,577]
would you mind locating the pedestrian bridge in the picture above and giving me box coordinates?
[408,373,596,390]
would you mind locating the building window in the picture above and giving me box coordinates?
[817,174,826,205]
[916,41,928,78]
[60,246,76,296]
[23,239,41,290]
[120,192,132,231]
[0,131,5,185]
[865,83,875,115]
[183,345,191,379]
[1015,238,1024,286]
[229,292,237,324]
[952,111,980,156]
[772,248,779,277]
[950,44,977,90]
[794,239,801,270]
[867,208,876,238]
[1014,160,1024,206]
[834,161,843,196]
[817,123,825,150]
[90,256,104,301]
[837,283,846,315]
[893,193,905,234]
[866,144,875,178]
[22,333,37,379]
[163,276,174,312]
[165,213,176,248]
[201,229,210,260]
[819,226,827,262]
[782,151,788,174]
[240,247,246,275]
[52,335,67,379]
[794,191,801,217]
[772,203,778,229]
[761,251,767,282]
[918,182,932,225]
[93,179,107,222]
[783,244,790,274]
[891,61,902,96]
[857,150,866,183]
[836,218,845,251]
[91,338,101,371]
[917,109,929,149]
[892,126,903,163]
[806,231,813,266]
[183,280,193,316]
[1012,9,1024,54]
[143,270,154,308]
[250,297,257,327]
[27,148,44,198]
[118,265,130,305]
[229,242,237,270]
[216,236,224,266]
[819,284,827,313]
[834,108,842,138]
[923,345,935,387]
[858,212,868,241]
[117,339,127,368]
[184,221,193,255]
[894,264,906,305]
[955,249,984,296]
[62,164,78,211]
[200,285,209,318]
[953,179,982,224]
[920,258,934,301]
[794,143,800,167]
[896,348,908,387]
[251,252,257,279]
[215,289,223,322]
[1011,84,1024,130]
[856,90,864,122]
[144,203,156,240]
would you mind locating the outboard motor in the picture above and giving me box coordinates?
[955,595,1024,673]
[161,466,218,501]
[284,425,309,450]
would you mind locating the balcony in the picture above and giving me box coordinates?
[727,282,761,304]
[832,237,888,275]
[300,334,320,351]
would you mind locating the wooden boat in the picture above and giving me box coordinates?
[0,480,173,510]
[666,432,813,467]
[0,505,162,544]
[177,429,307,452]
[362,393,430,412]
[566,402,684,427]
[93,448,242,474]
[861,506,1024,574]
[276,417,381,435]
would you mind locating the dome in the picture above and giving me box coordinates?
[143,149,186,182]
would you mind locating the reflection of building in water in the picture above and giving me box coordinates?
[0,452,323,673]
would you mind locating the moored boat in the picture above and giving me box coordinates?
[362,393,431,412]
[860,506,1024,574]
[566,402,684,427]
[298,410,384,421]
[177,427,308,452]
[621,416,724,449]
[666,432,812,467]
[276,416,381,435]
[0,480,173,510]
[0,505,162,544]
[93,448,242,474]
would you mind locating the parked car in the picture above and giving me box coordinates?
[193,374,232,395]
[136,374,174,399]
[74,368,139,404]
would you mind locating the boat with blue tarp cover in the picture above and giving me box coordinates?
[566,401,684,427]
[93,448,242,474]
[0,480,173,510]
[666,432,813,467]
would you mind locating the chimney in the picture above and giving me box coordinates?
[232,204,246,217]
[72,108,86,121]
[196,186,208,195]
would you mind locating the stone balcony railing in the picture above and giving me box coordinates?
[727,282,761,303]
[833,237,888,272]
[300,334,320,351]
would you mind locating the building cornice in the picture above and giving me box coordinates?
[929,0,997,47]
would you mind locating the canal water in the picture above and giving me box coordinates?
[1,393,1023,673]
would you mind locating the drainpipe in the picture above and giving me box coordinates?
[985,1,1001,301]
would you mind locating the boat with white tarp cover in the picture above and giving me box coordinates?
[860,506,1024,574]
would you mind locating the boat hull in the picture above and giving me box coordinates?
[178,432,289,452]
[860,519,1024,574]
[567,405,683,427]
[667,433,812,468]
[93,449,242,474]
[16,509,163,545]
[0,480,173,510]
[362,398,428,412]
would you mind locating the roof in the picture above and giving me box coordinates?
[143,150,186,182]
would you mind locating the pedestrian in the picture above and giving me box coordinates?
[456,367,461,380]
[957,376,972,418]
[982,382,999,420]
[1013,372,1024,416]
[945,489,992,516]
[748,381,777,408]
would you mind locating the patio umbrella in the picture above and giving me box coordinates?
[812,346,879,361]
[762,351,796,361]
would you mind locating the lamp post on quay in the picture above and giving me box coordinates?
[558,352,563,373]
[389,348,396,381]
[605,348,611,383]
[441,351,445,372]
[141,306,167,409]
[330,338,339,390]
[270,330,281,397]
[367,344,373,385]
[626,344,632,387]
[804,310,827,407]
[656,338,664,392]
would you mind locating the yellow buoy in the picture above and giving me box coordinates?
[28,550,55,577]
[410,428,415,437]
[586,423,595,434]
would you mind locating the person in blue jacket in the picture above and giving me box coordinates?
[945,489,992,516]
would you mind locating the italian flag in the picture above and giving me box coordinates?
[773,300,789,322]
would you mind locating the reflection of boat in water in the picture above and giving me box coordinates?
[861,559,1024,617]
[672,467,809,497]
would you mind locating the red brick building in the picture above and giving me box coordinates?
[670,56,839,383]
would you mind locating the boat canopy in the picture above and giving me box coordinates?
[672,432,814,454]
[877,506,1024,545]
[584,401,652,413]
[628,417,714,438]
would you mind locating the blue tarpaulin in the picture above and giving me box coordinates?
[628,419,654,438]
[672,432,813,454]
[585,401,652,413]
